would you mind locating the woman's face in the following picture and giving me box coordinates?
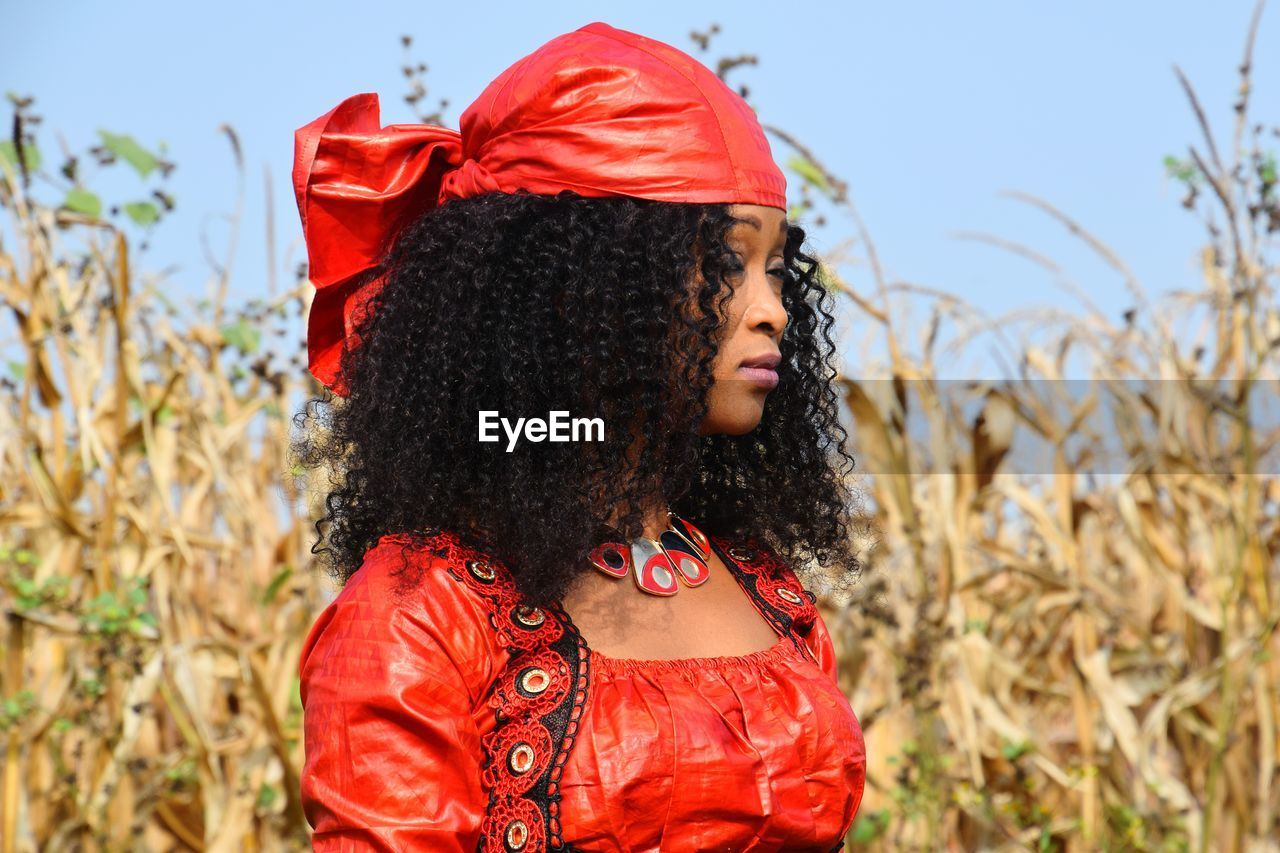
[698,203,790,436]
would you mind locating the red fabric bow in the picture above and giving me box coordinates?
[292,21,787,395]
[292,93,462,395]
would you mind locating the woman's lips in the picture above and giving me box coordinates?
[736,366,779,390]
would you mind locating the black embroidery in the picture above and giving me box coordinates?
[709,534,819,657]
[543,601,591,851]
[438,535,591,853]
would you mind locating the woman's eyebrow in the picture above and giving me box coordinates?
[732,216,790,254]
[733,213,790,236]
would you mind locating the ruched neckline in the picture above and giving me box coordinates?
[587,630,799,677]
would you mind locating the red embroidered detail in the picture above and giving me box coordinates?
[431,530,590,853]
[448,550,566,651]
[757,567,818,633]
[501,603,566,652]
[485,794,544,851]
[481,720,554,795]
[488,648,572,720]
[541,600,591,850]
[710,533,820,642]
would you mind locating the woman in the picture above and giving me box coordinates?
[291,21,867,852]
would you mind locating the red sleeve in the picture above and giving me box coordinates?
[805,605,867,837]
[298,536,499,851]
[804,605,842,684]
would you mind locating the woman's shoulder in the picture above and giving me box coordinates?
[298,529,514,706]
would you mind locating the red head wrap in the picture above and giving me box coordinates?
[292,20,787,395]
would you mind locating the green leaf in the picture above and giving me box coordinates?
[1002,739,1033,761]
[221,319,261,355]
[1162,154,1200,185]
[1260,152,1277,184]
[62,188,102,218]
[98,130,158,178]
[123,200,160,226]
[786,154,831,195]
[5,361,24,382]
[849,809,890,843]
[256,783,279,811]
[0,140,40,172]
[261,565,294,606]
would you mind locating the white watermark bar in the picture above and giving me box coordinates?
[478,410,605,452]
[840,377,1280,475]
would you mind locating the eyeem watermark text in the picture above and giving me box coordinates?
[478,411,605,452]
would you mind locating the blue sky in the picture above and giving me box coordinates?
[6,1,1276,379]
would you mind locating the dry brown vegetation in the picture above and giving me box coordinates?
[1,12,1277,852]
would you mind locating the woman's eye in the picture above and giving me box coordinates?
[723,257,785,284]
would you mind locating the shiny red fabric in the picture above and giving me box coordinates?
[299,533,866,851]
[292,20,788,395]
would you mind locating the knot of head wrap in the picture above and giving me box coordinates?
[292,92,469,394]
[438,157,503,204]
[292,20,788,396]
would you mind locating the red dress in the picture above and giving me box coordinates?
[299,527,866,851]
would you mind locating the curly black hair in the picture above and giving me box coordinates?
[290,188,864,609]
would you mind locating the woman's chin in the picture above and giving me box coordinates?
[698,400,767,436]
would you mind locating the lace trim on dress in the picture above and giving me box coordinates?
[438,533,590,852]
[708,533,820,655]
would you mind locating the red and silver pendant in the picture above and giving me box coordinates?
[667,512,711,561]
[630,536,679,595]
[589,542,632,578]
[658,530,709,587]
[587,514,713,596]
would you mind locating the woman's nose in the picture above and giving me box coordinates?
[743,277,788,337]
